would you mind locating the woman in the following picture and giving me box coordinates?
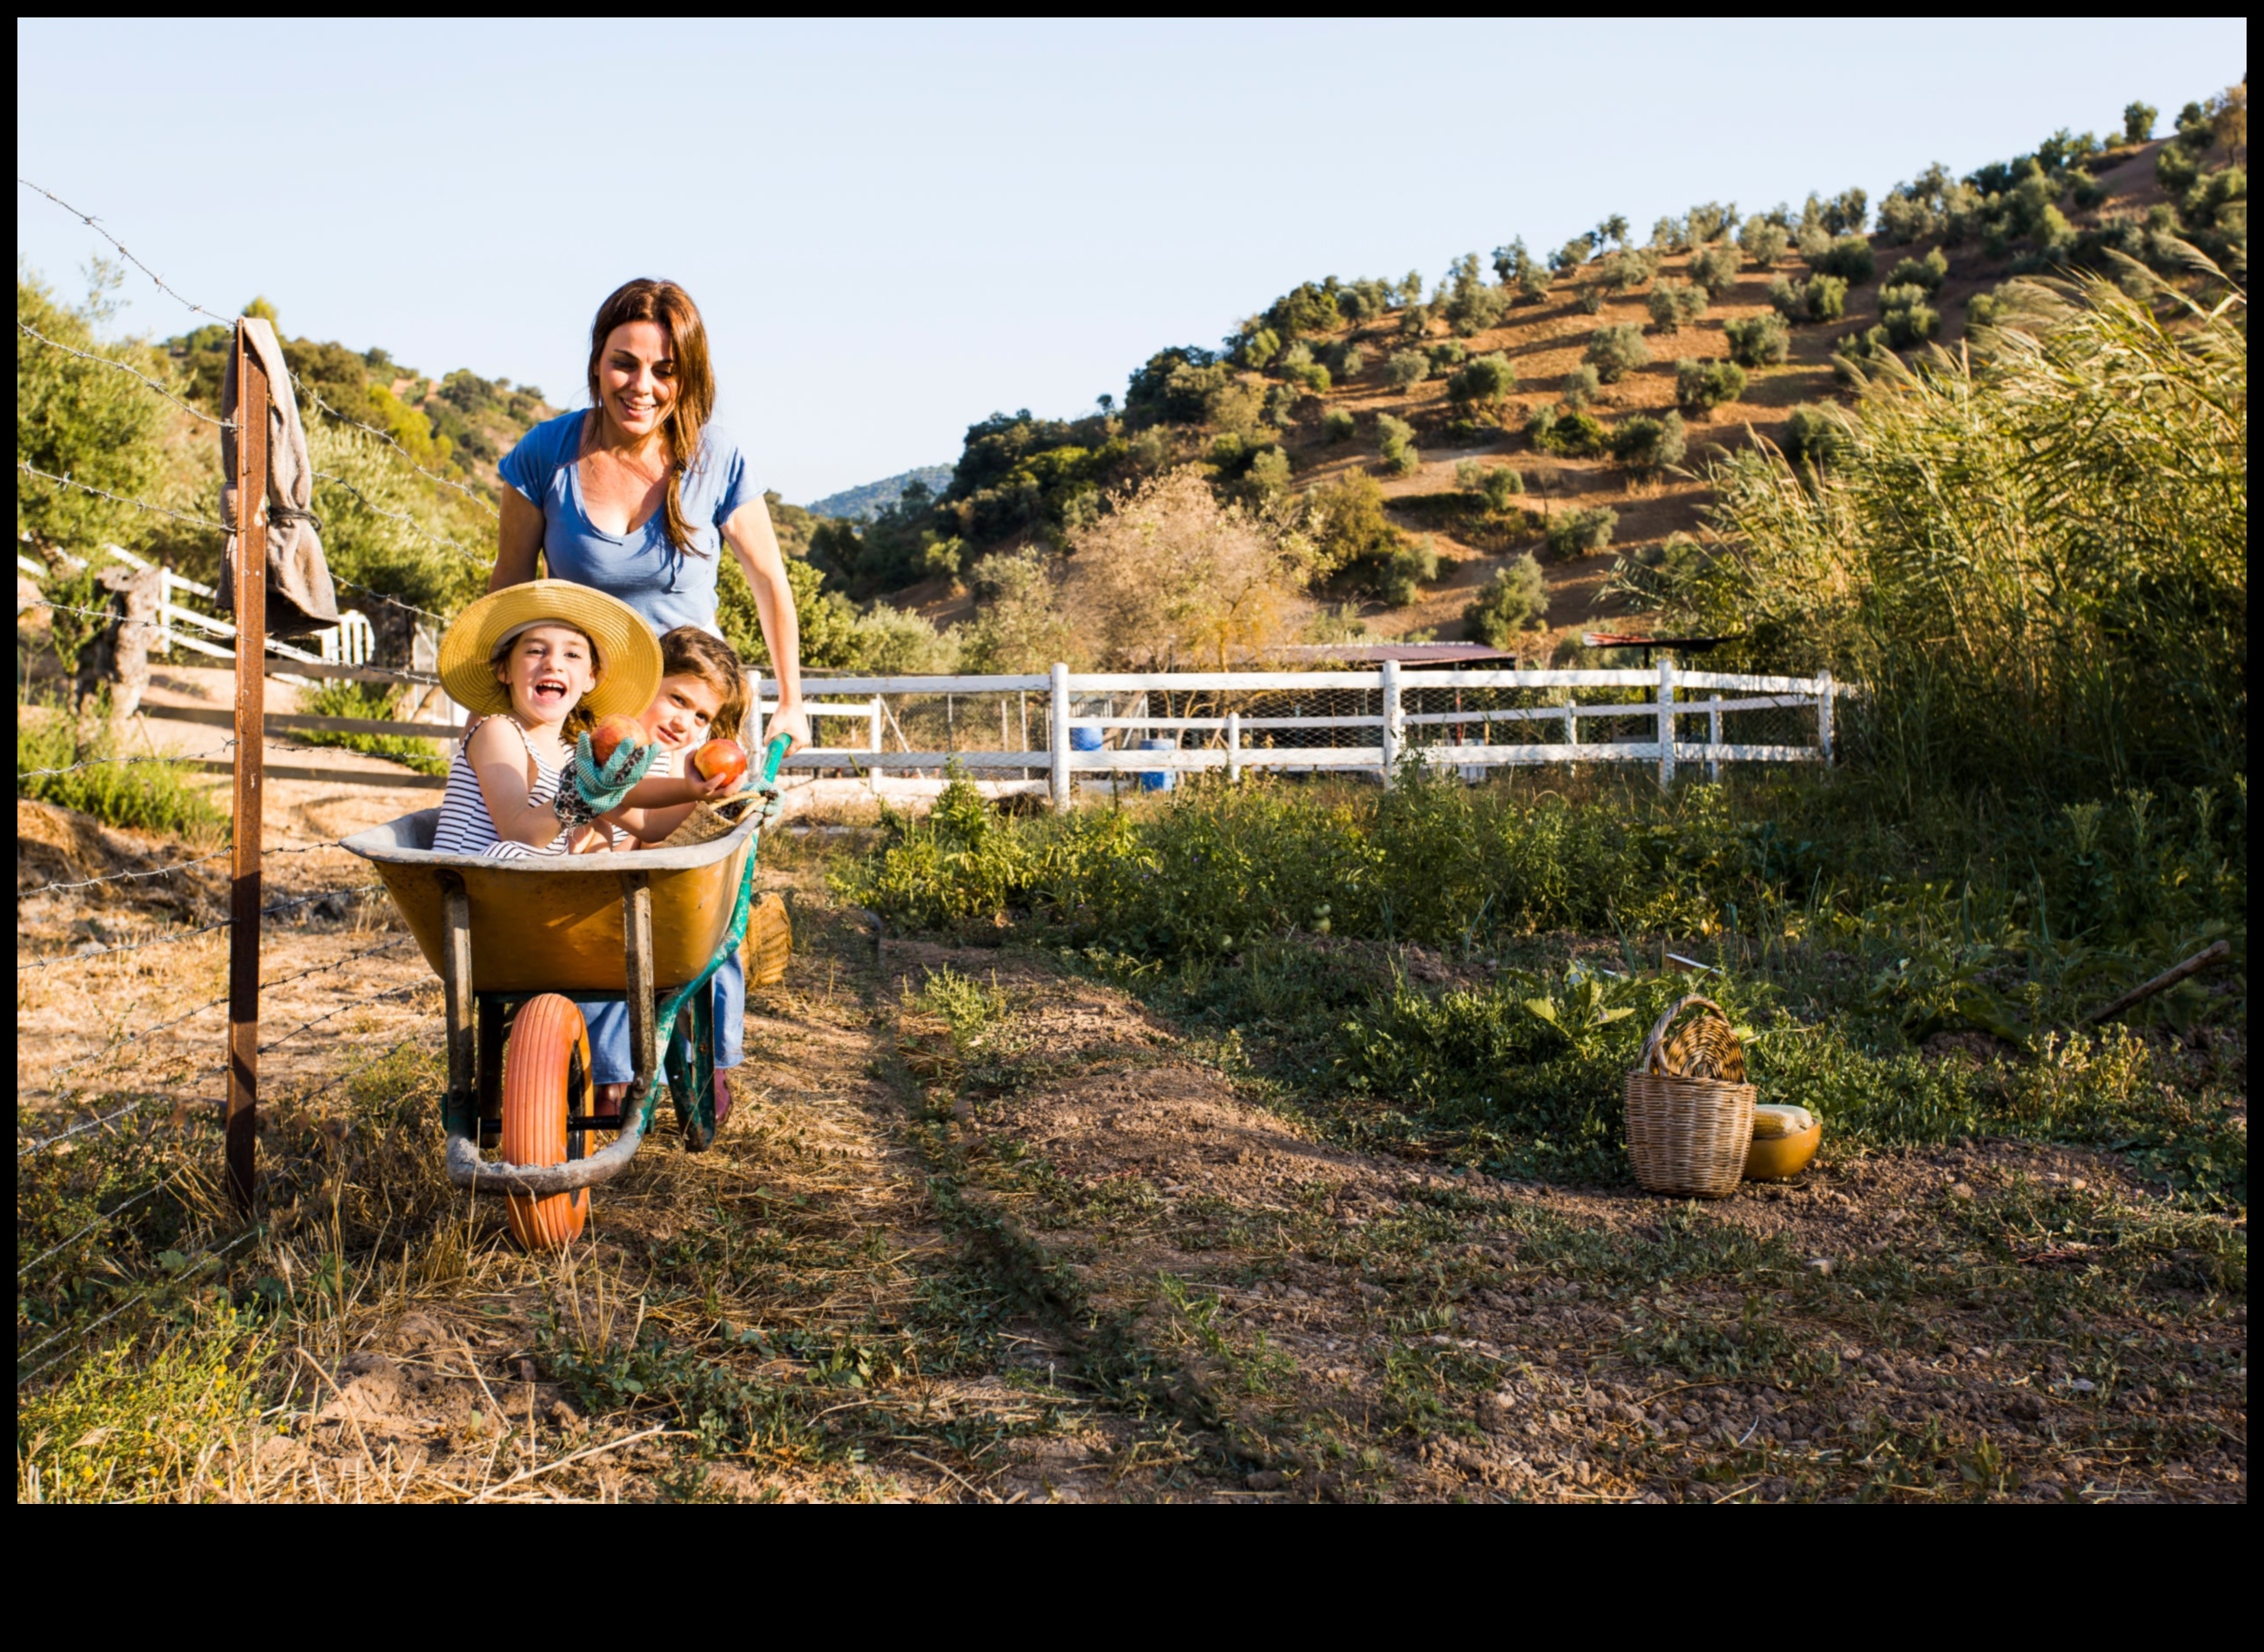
[491,277,809,1124]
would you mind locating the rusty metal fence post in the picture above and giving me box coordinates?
[225,323,269,1210]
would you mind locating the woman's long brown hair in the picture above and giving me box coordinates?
[586,278,717,556]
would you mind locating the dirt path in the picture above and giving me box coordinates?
[18,814,2246,1502]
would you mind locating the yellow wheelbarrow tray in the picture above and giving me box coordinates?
[340,775,775,1204]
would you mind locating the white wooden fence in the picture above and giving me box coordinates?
[764,658,1837,807]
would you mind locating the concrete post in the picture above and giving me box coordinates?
[1226,711,1242,785]
[1816,670,1835,765]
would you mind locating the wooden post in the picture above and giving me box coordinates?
[869,697,882,756]
[1226,711,1242,785]
[1048,662,1071,812]
[621,872,656,1120]
[1656,653,1676,789]
[439,874,475,1139]
[224,324,269,1211]
[1379,657,1402,786]
[1815,669,1835,765]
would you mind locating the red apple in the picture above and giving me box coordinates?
[693,738,749,789]
[590,714,647,765]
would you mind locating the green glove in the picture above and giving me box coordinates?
[555,732,658,825]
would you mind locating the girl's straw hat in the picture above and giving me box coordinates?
[436,579,660,719]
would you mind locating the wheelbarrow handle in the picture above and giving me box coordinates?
[759,732,791,787]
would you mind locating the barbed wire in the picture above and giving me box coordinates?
[312,470,490,573]
[17,1229,259,1389]
[30,937,418,1096]
[18,726,239,783]
[17,1176,178,1280]
[17,1092,177,1158]
[17,178,239,329]
[17,847,231,899]
[306,390,499,518]
[17,461,227,534]
[17,318,232,429]
[15,884,384,974]
[258,979,434,1056]
[327,572,449,628]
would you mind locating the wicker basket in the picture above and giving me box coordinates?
[745,892,792,988]
[1625,995,1755,1198]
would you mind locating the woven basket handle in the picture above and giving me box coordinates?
[1642,995,1731,1075]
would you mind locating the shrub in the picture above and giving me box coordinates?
[1243,446,1292,496]
[1447,352,1517,411]
[1819,187,1869,235]
[1646,278,1708,332]
[1398,303,1433,339]
[1780,403,1848,471]
[1526,404,1607,457]
[1649,215,1683,252]
[1542,506,1617,560]
[1559,364,1601,408]
[1384,349,1431,391]
[1739,217,1789,266]
[1465,553,1549,645]
[1583,323,1651,382]
[17,701,229,839]
[1688,243,1742,296]
[1322,408,1358,442]
[1878,287,1939,349]
[1684,201,1736,246]
[1238,327,1282,369]
[1674,357,1747,417]
[1427,340,1469,370]
[1803,273,1849,322]
[1883,247,1949,294]
[1457,459,1526,513]
[1610,409,1687,471]
[2124,100,2158,145]
[1289,361,1331,394]
[1378,414,1420,475]
[1723,313,1790,367]
[1440,253,1509,336]
[2156,144,2202,195]
[1769,275,1805,321]
[1831,327,1892,386]
[1335,342,1366,378]
[1280,339,1313,372]
[1366,536,1438,605]
[1573,282,1605,314]
[1600,248,1659,293]
[1811,234,1876,284]
[1965,287,2010,329]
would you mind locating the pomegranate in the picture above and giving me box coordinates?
[692,737,749,789]
[590,714,647,765]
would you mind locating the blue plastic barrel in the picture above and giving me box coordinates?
[1069,726,1105,752]
[1137,737,1176,792]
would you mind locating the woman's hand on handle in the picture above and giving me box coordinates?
[762,701,811,760]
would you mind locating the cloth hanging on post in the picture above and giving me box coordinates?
[219,317,339,637]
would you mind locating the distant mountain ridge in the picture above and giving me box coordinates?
[806,464,955,522]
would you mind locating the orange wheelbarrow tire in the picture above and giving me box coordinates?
[501,994,592,1251]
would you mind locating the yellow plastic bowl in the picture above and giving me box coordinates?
[1743,1120,1823,1181]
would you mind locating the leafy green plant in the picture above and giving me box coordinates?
[1723,314,1790,367]
[1739,217,1790,266]
[1322,408,1358,442]
[1583,324,1651,383]
[1521,963,1637,1055]
[1883,247,1949,294]
[17,698,227,840]
[1674,357,1747,417]
[1464,554,1548,645]
[1879,284,1941,348]
[1803,274,1849,322]
[1527,406,1607,458]
[1377,414,1420,476]
[1611,410,1688,470]
[1810,235,1876,284]
[1647,279,1709,333]
[1543,505,1617,559]
[2124,100,2158,145]
[1385,349,1432,391]
[1447,352,1517,412]
[1560,364,1601,408]
[1688,244,1742,297]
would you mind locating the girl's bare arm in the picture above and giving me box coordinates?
[466,718,567,846]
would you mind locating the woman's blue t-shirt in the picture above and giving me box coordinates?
[498,410,759,637]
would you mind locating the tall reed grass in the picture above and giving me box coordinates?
[1635,249,2246,805]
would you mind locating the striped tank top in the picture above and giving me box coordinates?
[431,715,574,860]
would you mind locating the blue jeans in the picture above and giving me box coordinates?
[582,948,743,1086]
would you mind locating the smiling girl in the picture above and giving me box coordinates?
[430,582,664,860]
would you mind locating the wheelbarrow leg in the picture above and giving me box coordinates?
[440,873,477,1140]
[476,995,509,1149]
[620,871,657,1130]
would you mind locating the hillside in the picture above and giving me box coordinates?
[806,464,955,523]
[818,91,2245,661]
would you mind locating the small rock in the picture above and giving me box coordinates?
[1804,1257,1833,1277]
[2069,1177,2088,1191]
[1243,1469,1285,1491]
[1950,1182,1978,1202]
[548,1399,583,1430]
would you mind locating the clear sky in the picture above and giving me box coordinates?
[17,18,2247,504]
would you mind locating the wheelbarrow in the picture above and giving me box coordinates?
[341,736,790,1249]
